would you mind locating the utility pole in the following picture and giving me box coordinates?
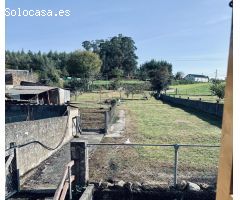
[215,69,218,80]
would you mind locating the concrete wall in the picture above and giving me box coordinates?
[5,116,72,176]
[59,88,70,104]
[5,104,67,123]
[79,185,94,200]
[68,106,80,136]
[105,102,117,133]
[159,95,223,118]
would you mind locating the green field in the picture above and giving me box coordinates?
[168,83,212,95]
[166,83,224,103]
[93,79,146,85]
[77,91,222,184]
[79,81,224,103]
[126,98,221,169]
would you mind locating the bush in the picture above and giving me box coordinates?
[210,82,225,99]
[124,82,151,99]
[64,79,89,92]
[110,79,122,90]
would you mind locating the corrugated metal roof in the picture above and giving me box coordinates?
[6,86,58,95]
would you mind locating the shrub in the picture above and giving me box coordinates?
[110,79,122,90]
[210,82,225,99]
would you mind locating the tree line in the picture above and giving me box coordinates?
[6,34,138,77]
[6,34,176,94]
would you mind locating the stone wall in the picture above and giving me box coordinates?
[5,70,38,86]
[80,185,94,200]
[93,188,215,200]
[5,106,79,176]
[159,95,223,118]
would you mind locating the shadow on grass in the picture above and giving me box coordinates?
[161,101,222,129]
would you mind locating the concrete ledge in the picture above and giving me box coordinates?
[79,184,94,200]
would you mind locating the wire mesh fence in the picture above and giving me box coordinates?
[167,88,212,96]
[88,143,219,187]
[176,146,219,185]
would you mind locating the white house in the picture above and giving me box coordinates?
[184,74,209,82]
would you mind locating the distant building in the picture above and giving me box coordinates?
[184,74,209,82]
[5,69,38,89]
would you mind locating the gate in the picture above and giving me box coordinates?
[5,143,19,199]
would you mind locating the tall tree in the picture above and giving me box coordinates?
[150,67,170,94]
[139,59,172,81]
[99,34,138,78]
[140,60,173,94]
[82,41,92,51]
[67,50,102,78]
[175,71,184,80]
[82,34,138,78]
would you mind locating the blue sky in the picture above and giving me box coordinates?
[6,0,232,78]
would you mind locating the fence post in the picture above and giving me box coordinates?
[68,166,72,200]
[15,148,20,192]
[105,111,109,134]
[173,144,179,187]
[70,140,89,190]
[10,142,16,149]
[9,142,20,193]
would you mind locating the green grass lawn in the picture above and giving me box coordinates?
[80,90,222,184]
[166,83,224,103]
[124,96,221,167]
[167,83,212,95]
